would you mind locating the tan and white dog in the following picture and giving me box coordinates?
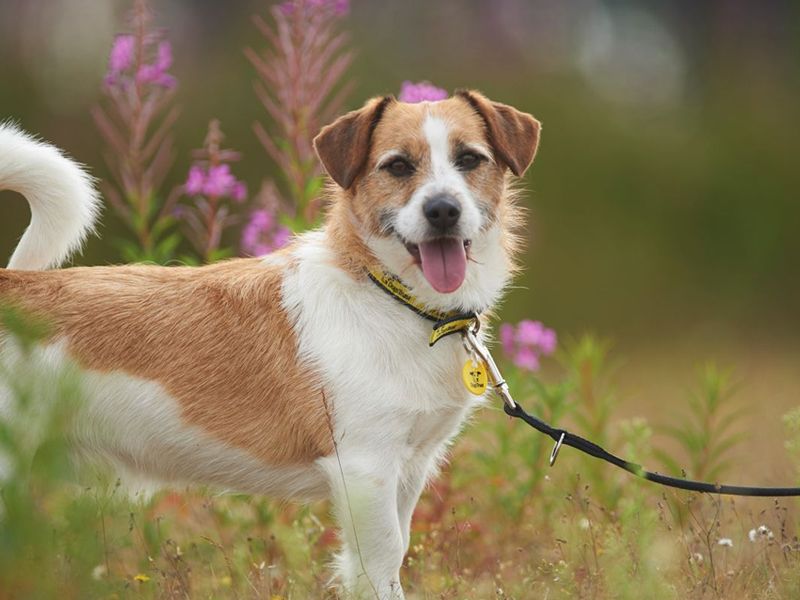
[0,91,539,599]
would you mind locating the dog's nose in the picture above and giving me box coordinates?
[423,194,461,231]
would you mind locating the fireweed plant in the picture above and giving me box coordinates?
[176,120,249,263]
[92,0,181,263]
[245,0,353,228]
[3,0,799,597]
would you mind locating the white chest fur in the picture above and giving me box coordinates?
[281,231,486,464]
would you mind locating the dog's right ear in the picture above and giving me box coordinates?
[313,96,394,190]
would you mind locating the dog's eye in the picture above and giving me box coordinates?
[455,152,483,171]
[383,158,414,178]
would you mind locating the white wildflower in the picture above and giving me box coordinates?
[717,537,733,547]
[690,552,704,564]
[91,564,107,580]
[749,524,774,542]
[579,517,590,530]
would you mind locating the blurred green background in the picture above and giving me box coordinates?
[1,0,798,390]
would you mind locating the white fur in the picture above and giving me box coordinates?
[283,230,487,598]
[369,114,511,314]
[0,337,327,500]
[394,115,483,245]
[0,123,100,270]
[1,115,513,600]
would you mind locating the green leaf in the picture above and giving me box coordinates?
[208,247,234,262]
[0,305,52,348]
[151,215,176,239]
[153,233,181,263]
[303,176,324,202]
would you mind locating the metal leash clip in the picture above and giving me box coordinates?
[549,432,566,467]
[461,320,517,410]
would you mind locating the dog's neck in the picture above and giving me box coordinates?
[322,187,519,317]
[324,196,379,280]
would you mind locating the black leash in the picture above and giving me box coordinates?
[365,266,800,498]
[504,400,800,497]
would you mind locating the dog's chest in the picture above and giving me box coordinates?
[281,234,483,449]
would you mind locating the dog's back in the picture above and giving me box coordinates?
[0,258,334,471]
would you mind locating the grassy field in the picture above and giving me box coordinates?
[2,2,799,597]
[2,318,799,600]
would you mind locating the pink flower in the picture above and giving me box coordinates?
[281,0,349,15]
[516,320,544,346]
[109,35,135,75]
[499,323,515,357]
[538,328,557,355]
[136,41,176,88]
[513,347,540,371]
[499,320,558,372]
[231,181,248,203]
[398,81,448,103]
[241,209,290,256]
[156,41,172,70]
[185,166,205,195]
[185,164,247,202]
[273,226,291,248]
[331,0,349,15]
[202,164,236,197]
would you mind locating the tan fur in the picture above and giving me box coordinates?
[0,254,334,465]
[1,91,538,473]
[455,90,541,177]
[320,94,529,281]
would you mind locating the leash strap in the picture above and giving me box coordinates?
[503,401,800,497]
[366,265,800,497]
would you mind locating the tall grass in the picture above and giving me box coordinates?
[1,307,799,597]
[2,0,799,598]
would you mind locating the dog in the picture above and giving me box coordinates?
[0,90,539,599]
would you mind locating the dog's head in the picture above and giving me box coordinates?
[314,90,540,312]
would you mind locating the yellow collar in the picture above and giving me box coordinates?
[367,267,479,346]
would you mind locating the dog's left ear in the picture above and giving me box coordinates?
[313,95,394,190]
[456,90,541,177]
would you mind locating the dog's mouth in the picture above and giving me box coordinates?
[404,238,471,294]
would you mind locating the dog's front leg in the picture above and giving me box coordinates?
[323,456,405,600]
[397,454,436,556]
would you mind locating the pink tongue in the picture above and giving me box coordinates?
[417,239,467,293]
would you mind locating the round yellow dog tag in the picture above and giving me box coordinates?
[462,359,488,395]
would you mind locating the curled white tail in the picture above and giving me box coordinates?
[0,123,100,270]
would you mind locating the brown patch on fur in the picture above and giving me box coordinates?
[455,90,541,176]
[319,94,533,276]
[0,254,334,466]
[313,96,394,189]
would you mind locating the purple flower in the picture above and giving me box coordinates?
[278,1,296,15]
[516,320,544,346]
[281,0,349,15]
[156,41,173,70]
[499,323,515,357]
[499,320,558,372]
[398,81,448,103]
[185,164,247,202]
[538,328,557,355]
[185,166,205,195]
[273,226,292,248]
[231,181,248,203]
[136,41,176,88]
[514,347,540,371]
[109,35,135,75]
[331,0,349,15]
[202,164,236,197]
[241,209,291,256]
